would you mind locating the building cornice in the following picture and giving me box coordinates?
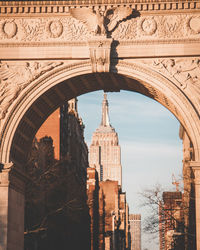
[0,1,199,16]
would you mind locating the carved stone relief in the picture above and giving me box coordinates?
[47,20,63,38]
[0,17,92,42]
[0,61,63,119]
[141,58,200,102]
[69,7,133,37]
[112,19,137,40]
[1,20,18,39]
[160,16,182,38]
[187,16,200,35]
[88,38,113,72]
[62,17,92,41]
[0,13,199,43]
[138,17,157,36]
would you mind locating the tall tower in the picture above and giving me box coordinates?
[89,93,122,186]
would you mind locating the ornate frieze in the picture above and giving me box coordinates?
[0,17,92,42]
[0,13,199,44]
[0,61,63,119]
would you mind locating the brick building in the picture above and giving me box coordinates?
[99,181,129,250]
[87,169,130,250]
[36,98,88,179]
[159,191,184,250]
[25,98,90,250]
[87,167,100,250]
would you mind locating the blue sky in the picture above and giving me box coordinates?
[78,90,183,249]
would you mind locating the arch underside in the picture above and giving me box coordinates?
[9,71,192,166]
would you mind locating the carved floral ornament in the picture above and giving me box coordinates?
[0,13,200,42]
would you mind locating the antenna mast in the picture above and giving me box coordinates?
[172,174,180,192]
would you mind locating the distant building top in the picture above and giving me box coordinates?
[95,93,115,133]
[129,214,141,220]
[163,191,182,202]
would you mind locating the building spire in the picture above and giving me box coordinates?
[101,93,111,127]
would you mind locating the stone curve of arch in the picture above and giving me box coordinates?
[0,60,199,164]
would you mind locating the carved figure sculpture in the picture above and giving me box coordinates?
[152,58,200,91]
[0,61,63,119]
[69,7,132,36]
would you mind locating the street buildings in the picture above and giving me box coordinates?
[27,94,142,250]
[159,191,184,250]
[25,98,90,249]
[158,125,196,250]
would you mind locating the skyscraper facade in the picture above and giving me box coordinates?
[88,93,129,249]
[129,214,141,250]
[89,93,122,186]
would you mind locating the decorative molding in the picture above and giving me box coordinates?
[0,1,198,15]
[0,13,199,44]
[88,38,113,72]
[118,38,200,45]
[0,61,63,120]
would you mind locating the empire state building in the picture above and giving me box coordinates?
[89,93,122,186]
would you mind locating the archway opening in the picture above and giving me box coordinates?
[0,68,198,250]
[8,72,191,167]
[78,90,184,249]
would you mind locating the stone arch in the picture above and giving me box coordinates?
[0,59,199,166]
